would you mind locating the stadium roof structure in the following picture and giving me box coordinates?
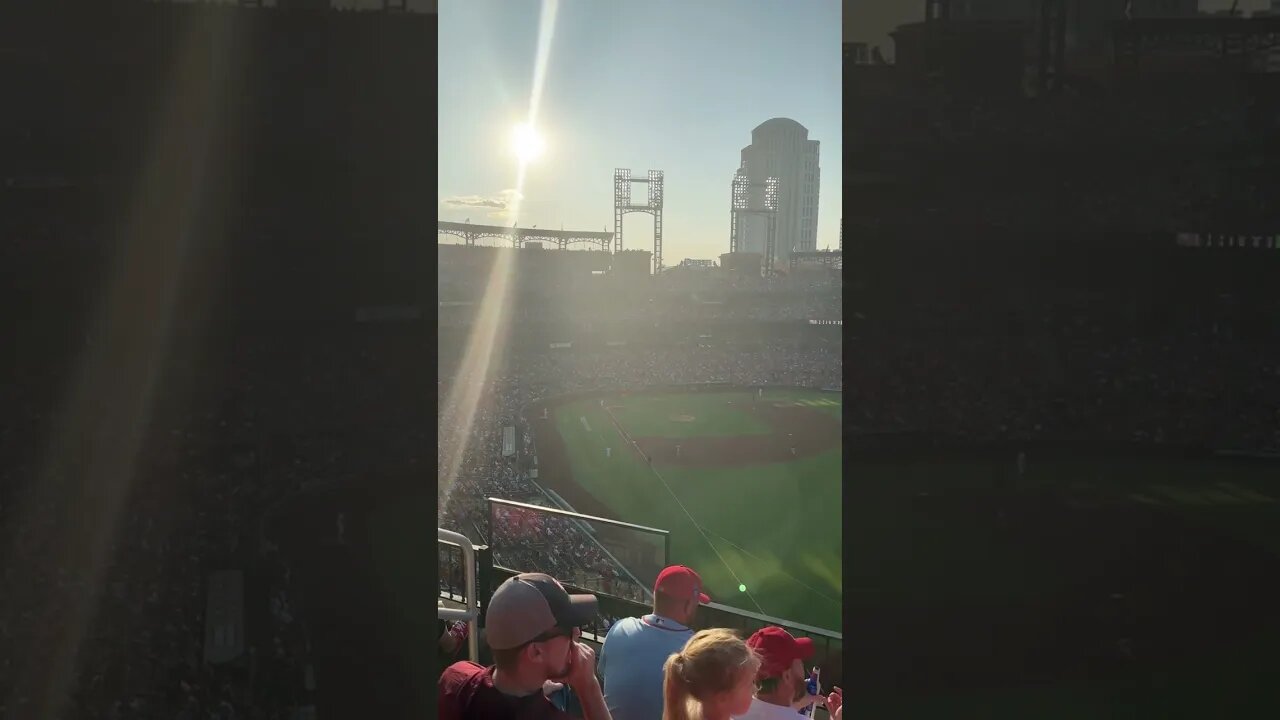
[438,221,614,251]
[789,249,842,270]
[1115,15,1280,68]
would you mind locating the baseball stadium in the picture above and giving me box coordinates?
[431,241,843,596]
[425,236,845,711]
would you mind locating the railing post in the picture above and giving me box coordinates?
[476,544,494,623]
[437,529,480,662]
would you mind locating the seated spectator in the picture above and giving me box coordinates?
[660,628,760,720]
[438,601,470,669]
[735,626,826,719]
[598,565,709,720]
[438,573,610,720]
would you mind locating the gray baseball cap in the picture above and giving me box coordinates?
[485,573,599,650]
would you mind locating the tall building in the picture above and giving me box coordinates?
[738,118,821,261]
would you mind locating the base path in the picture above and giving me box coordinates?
[629,403,839,468]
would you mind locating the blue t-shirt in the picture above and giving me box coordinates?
[598,615,694,720]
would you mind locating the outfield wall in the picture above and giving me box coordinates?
[845,431,1265,459]
[524,383,840,415]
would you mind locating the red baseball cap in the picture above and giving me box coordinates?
[654,565,711,604]
[747,626,815,679]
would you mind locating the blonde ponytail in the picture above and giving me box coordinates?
[663,652,693,720]
[662,629,760,720]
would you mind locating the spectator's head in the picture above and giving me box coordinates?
[662,628,759,720]
[485,573,597,690]
[746,626,814,706]
[652,565,709,626]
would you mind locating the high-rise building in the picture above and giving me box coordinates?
[738,118,821,261]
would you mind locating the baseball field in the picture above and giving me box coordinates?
[850,449,1280,717]
[530,387,842,632]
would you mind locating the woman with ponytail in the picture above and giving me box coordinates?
[662,629,761,720]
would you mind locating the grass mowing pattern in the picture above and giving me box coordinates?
[549,388,841,630]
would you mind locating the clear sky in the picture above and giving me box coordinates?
[438,0,842,262]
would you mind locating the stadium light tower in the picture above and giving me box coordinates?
[729,172,781,278]
[614,168,665,275]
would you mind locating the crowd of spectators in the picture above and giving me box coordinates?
[438,266,842,329]
[0,309,441,717]
[847,73,1280,451]
[847,295,1280,452]
[436,367,652,604]
[516,344,841,396]
[0,363,319,719]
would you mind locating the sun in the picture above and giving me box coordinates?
[510,122,546,163]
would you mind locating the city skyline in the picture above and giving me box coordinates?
[439,0,842,264]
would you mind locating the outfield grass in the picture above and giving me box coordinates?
[550,388,842,631]
[853,453,1280,600]
[854,451,1280,717]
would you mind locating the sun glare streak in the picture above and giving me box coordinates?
[440,0,559,510]
[526,0,558,136]
[8,24,226,717]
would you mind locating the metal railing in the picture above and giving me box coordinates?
[437,528,480,663]
[487,498,670,599]
[439,512,842,687]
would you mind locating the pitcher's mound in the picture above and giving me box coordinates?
[670,415,696,423]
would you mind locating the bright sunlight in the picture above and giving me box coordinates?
[510,122,546,163]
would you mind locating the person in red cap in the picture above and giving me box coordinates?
[735,626,833,720]
[596,565,711,720]
[438,572,611,720]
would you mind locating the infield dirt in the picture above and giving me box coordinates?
[625,402,839,468]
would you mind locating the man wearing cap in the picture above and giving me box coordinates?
[736,626,824,719]
[438,572,613,720]
[597,565,710,720]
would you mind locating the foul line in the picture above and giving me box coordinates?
[602,405,767,616]
[700,528,841,606]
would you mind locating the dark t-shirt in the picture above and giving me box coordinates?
[439,661,574,720]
